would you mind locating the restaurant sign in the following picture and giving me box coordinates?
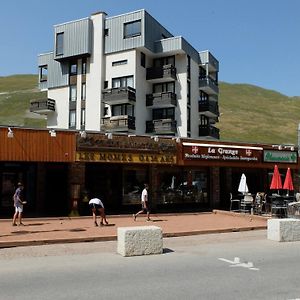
[183,143,262,162]
[76,151,176,164]
[263,150,297,163]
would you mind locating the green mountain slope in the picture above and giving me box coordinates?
[0,75,299,145]
[0,75,46,127]
[218,82,300,144]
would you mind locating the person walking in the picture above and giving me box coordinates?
[12,182,26,226]
[88,198,109,227]
[133,183,151,221]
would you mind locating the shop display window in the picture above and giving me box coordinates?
[156,169,208,204]
[123,167,148,205]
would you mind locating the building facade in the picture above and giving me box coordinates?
[31,9,219,139]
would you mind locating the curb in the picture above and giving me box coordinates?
[0,225,267,249]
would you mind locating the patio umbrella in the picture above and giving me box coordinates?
[270,164,282,194]
[283,167,294,195]
[238,173,249,194]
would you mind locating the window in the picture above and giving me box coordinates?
[153,56,175,67]
[187,107,191,132]
[69,85,77,101]
[187,81,191,105]
[104,81,108,89]
[112,76,134,88]
[39,65,48,82]
[69,110,76,128]
[81,108,86,127]
[81,83,86,100]
[141,52,145,68]
[124,20,141,38]
[153,82,175,93]
[112,60,127,66]
[112,104,134,117]
[152,108,175,120]
[187,55,191,79]
[82,58,87,75]
[199,91,208,102]
[69,61,77,76]
[56,32,64,56]
[104,28,109,36]
[199,66,206,79]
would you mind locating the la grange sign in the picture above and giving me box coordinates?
[183,143,263,162]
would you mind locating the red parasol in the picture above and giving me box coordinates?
[283,167,294,193]
[270,165,282,191]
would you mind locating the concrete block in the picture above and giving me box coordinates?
[267,218,300,242]
[117,226,163,257]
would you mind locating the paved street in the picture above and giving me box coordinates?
[1,230,300,300]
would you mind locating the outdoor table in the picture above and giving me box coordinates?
[270,195,287,218]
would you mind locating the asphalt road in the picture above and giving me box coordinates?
[1,230,299,300]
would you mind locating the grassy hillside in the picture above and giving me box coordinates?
[0,75,299,145]
[0,75,46,127]
[218,82,300,144]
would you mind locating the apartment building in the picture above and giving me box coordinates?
[31,9,219,139]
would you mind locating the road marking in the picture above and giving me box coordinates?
[218,257,259,271]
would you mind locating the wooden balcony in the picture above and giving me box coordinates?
[102,87,136,105]
[146,64,177,82]
[198,100,219,118]
[198,124,220,139]
[101,115,135,132]
[30,98,55,114]
[146,92,177,108]
[146,119,177,135]
[199,76,219,95]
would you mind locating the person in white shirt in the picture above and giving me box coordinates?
[89,198,109,226]
[133,184,151,221]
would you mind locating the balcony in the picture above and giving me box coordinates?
[102,87,136,105]
[199,76,219,95]
[146,119,177,135]
[30,98,55,114]
[101,115,135,132]
[146,92,177,108]
[198,100,219,118]
[199,124,220,139]
[146,64,177,82]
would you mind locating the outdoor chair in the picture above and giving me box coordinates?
[229,193,240,212]
[271,197,287,218]
[240,194,253,213]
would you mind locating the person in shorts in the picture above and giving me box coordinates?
[12,182,26,226]
[89,198,109,226]
[133,183,151,221]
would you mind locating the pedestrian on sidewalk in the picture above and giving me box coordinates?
[12,182,26,226]
[89,198,109,227]
[133,183,151,221]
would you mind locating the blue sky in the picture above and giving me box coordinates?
[0,0,299,96]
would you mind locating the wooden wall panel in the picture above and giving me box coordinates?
[0,128,76,162]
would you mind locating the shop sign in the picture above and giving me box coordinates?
[263,150,297,163]
[76,151,176,164]
[183,143,262,162]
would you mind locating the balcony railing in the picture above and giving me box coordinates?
[146,92,177,108]
[146,119,177,134]
[199,124,220,139]
[146,64,177,81]
[102,87,136,105]
[198,100,219,118]
[30,98,55,114]
[101,115,135,132]
[199,76,219,95]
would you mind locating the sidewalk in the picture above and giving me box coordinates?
[0,210,268,248]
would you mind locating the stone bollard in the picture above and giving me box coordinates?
[117,226,163,257]
[267,218,300,242]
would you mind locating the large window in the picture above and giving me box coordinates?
[69,85,77,101]
[112,104,134,117]
[153,82,175,93]
[154,56,175,67]
[124,20,141,38]
[81,83,86,100]
[152,108,174,120]
[69,110,76,128]
[81,108,85,127]
[112,76,134,88]
[82,58,87,75]
[39,65,48,82]
[56,32,64,56]
[69,61,77,76]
